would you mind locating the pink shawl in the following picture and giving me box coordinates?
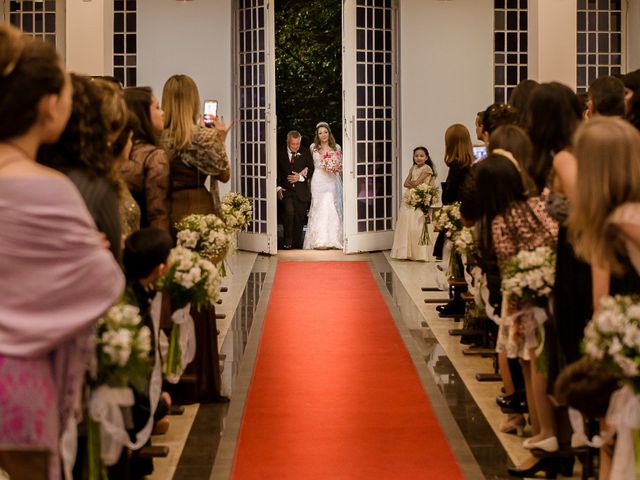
[0,175,124,356]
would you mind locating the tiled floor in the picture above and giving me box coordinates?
[150,251,586,479]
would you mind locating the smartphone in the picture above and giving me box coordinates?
[473,144,487,162]
[203,100,218,126]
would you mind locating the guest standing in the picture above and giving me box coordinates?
[123,86,170,231]
[161,74,231,223]
[0,25,124,479]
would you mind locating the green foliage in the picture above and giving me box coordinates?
[275,0,342,147]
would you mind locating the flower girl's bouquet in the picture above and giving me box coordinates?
[220,192,253,233]
[175,213,231,276]
[156,246,220,383]
[319,149,342,174]
[433,203,464,277]
[501,246,555,351]
[404,183,440,245]
[86,304,152,478]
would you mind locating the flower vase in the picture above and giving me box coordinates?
[87,417,107,480]
[419,212,431,246]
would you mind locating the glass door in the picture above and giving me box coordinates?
[342,0,398,253]
[234,0,278,254]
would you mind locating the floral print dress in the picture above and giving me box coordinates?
[492,196,559,359]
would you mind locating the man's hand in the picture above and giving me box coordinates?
[300,167,309,177]
[287,171,301,184]
[277,188,284,200]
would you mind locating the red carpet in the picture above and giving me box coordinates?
[231,261,464,479]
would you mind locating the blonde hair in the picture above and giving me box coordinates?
[569,117,640,272]
[161,74,200,149]
[444,124,474,168]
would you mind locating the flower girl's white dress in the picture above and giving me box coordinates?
[390,164,434,261]
[303,144,343,249]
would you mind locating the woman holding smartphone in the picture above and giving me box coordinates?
[161,74,232,223]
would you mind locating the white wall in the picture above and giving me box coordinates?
[65,0,113,75]
[399,0,494,187]
[137,0,233,194]
[529,0,576,86]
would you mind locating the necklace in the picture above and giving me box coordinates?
[3,140,35,159]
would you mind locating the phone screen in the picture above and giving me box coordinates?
[203,100,218,125]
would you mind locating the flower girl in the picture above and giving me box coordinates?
[391,146,437,260]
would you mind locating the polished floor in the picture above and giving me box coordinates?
[149,251,585,479]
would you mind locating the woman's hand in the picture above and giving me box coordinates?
[211,116,234,141]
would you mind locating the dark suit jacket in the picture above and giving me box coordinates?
[277,148,315,202]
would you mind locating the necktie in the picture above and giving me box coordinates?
[290,152,295,163]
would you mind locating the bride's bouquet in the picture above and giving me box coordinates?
[86,303,152,478]
[319,149,342,174]
[156,246,220,382]
[220,192,253,233]
[404,184,440,245]
[453,226,477,258]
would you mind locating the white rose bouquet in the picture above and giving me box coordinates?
[501,246,556,306]
[453,226,477,258]
[432,202,463,238]
[221,192,253,232]
[156,247,221,381]
[433,203,465,277]
[86,303,152,479]
[175,213,231,276]
[404,184,440,245]
[156,246,220,311]
[584,295,640,382]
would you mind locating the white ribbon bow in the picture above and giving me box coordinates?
[607,384,640,479]
[83,293,165,468]
[165,303,196,384]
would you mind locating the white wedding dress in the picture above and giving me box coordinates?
[303,144,343,249]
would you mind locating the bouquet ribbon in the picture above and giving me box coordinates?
[165,303,196,383]
[569,385,640,479]
[85,293,164,469]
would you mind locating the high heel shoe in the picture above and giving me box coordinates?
[499,414,525,436]
[523,436,559,453]
[507,457,559,478]
[496,392,527,414]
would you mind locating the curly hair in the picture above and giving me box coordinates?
[38,74,117,186]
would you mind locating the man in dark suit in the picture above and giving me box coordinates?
[277,130,314,249]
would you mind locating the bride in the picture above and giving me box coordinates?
[303,122,343,249]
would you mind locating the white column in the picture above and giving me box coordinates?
[626,0,640,72]
[529,0,577,88]
[65,0,113,76]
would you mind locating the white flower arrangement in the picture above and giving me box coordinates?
[92,303,152,388]
[432,202,463,239]
[453,226,477,258]
[584,295,640,378]
[404,183,440,214]
[221,192,253,232]
[156,246,221,310]
[501,246,556,305]
[175,213,231,265]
